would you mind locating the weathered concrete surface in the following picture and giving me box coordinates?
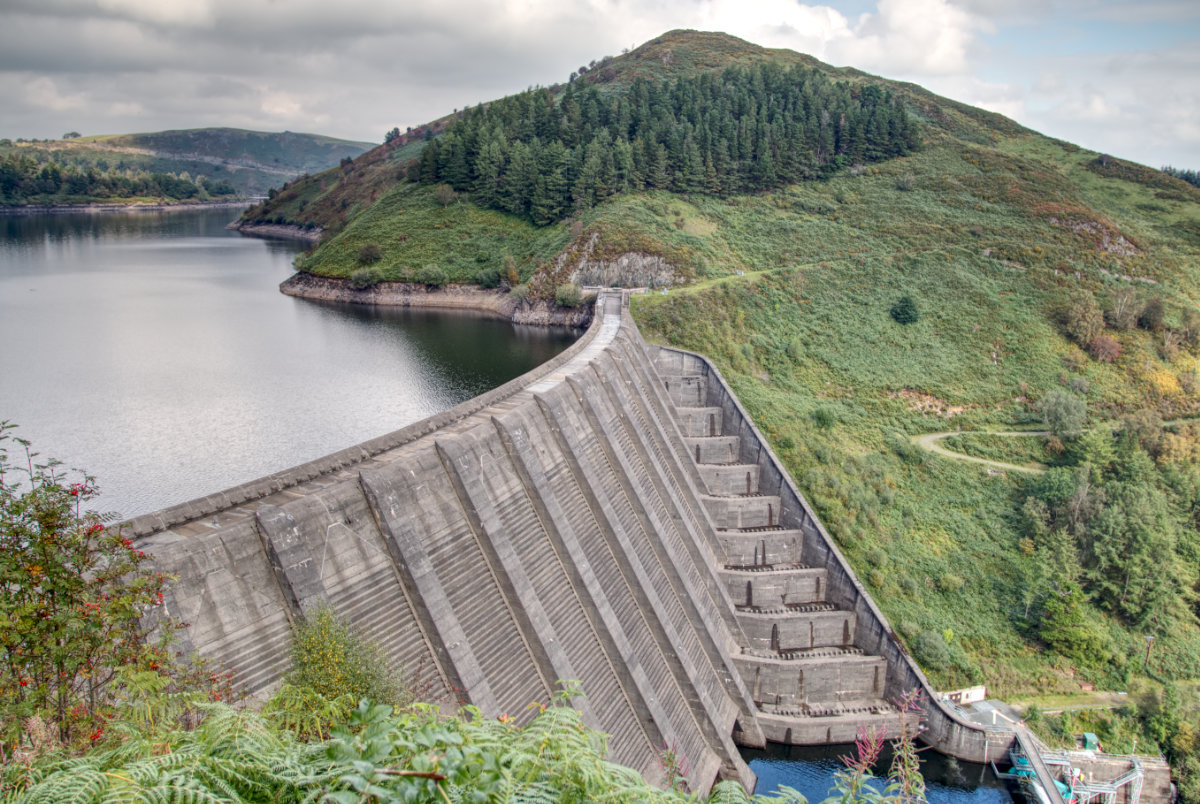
[134,290,1018,793]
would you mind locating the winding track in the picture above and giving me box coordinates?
[912,418,1200,474]
[911,430,1049,474]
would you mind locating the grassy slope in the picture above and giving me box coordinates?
[250,30,1200,707]
[2,128,375,197]
[631,135,1200,697]
[295,181,573,284]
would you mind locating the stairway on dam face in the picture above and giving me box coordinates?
[650,357,906,744]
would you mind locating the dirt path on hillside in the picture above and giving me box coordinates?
[913,418,1200,475]
[911,431,1049,474]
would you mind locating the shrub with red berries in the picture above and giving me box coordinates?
[0,424,176,753]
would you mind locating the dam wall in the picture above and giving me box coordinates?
[133,290,1007,792]
[650,346,1015,762]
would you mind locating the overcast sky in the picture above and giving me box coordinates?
[2,0,1197,169]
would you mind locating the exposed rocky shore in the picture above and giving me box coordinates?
[279,272,593,328]
[226,220,324,242]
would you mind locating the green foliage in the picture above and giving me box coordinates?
[786,337,804,362]
[812,405,839,429]
[413,263,448,287]
[420,62,917,223]
[0,128,371,201]
[284,602,403,710]
[1037,388,1087,439]
[8,677,881,803]
[7,693,327,802]
[940,433,1048,467]
[1086,478,1178,625]
[434,183,457,207]
[554,281,585,307]
[912,631,952,672]
[357,242,383,265]
[263,682,357,741]
[1138,295,1165,332]
[1060,290,1105,346]
[0,426,175,750]
[889,296,918,325]
[298,181,572,286]
[1040,585,1110,666]
[1162,165,1200,189]
[0,153,228,205]
[349,266,383,289]
[475,266,501,288]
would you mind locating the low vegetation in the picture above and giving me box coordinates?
[0,153,237,205]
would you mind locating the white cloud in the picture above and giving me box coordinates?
[96,0,216,27]
[926,74,1027,120]
[832,0,983,75]
[23,76,86,112]
[0,0,1195,168]
[260,92,305,120]
[108,100,145,116]
[1058,92,1121,122]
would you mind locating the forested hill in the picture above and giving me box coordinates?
[0,127,374,202]
[414,63,919,224]
[240,29,959,239]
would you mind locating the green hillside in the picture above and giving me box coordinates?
[247,30,1200,797]
[0,127,375,201]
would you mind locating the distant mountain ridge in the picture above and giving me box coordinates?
[1,127,375,199]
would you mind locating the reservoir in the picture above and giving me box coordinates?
[0,207,576,518]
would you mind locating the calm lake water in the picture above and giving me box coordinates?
[744,742,1013,804]
[0,207,576,518]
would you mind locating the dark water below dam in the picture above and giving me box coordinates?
[744,742,1013,803]
[0,207,576,518]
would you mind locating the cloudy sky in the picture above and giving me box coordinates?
[2,0,1197,169]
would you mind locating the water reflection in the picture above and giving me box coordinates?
[0,207,576,518]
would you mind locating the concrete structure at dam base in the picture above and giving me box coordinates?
[132,289,1055,793]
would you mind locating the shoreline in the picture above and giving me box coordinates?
[0,199,253,216]
[227,220,324,243]
[279,272,593,328]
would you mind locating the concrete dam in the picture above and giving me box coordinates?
[129,289,1012,791]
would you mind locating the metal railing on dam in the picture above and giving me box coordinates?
[132,290,1011,792]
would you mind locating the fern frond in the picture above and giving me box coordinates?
[756,784,807,804]
[130,780,230,804]
[706,779,753,804]
[16,767,108,804]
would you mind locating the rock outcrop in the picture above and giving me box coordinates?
[278,272,593,328]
